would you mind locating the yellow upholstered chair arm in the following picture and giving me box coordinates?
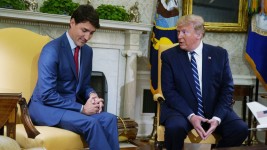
[154,43,179,103]
[18,97,40,138]
[153,93,165,102]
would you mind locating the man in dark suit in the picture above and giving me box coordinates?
[28,5,119,150]
[160,14,248,150]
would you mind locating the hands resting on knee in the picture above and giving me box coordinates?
[82,93,104,115]
[190,115,219,140]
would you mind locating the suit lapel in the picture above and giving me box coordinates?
[77,46,91,92]
[61,34,79,80]
[178,50,198,98]
[202,44,212,102]
[78,47,83,80]
[77,47,85,91]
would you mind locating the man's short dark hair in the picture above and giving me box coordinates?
[71,5,100,29]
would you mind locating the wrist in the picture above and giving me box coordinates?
[188,113,195,121]
[89,91,97,97]
[212,116,221,125]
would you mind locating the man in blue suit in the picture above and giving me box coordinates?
[160,14,248,150]
[28,5,119,150]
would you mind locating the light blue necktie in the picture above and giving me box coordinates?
[190,52,205,118]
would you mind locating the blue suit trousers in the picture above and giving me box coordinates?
[164,113,248,150]
[58,111,119,150]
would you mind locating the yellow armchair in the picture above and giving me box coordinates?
[154,44,220,149]
[0,28,87,150]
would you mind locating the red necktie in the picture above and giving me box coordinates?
[74,46,80,76]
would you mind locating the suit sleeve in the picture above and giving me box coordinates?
[82,47,95,100]
[212,48,234,120]
[36,44,82,112]
[161,52,194,117]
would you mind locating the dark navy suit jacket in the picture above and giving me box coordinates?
[160,43,238,125]
[29,32,94,126]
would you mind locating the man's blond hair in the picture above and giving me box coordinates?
[177,14,205,37]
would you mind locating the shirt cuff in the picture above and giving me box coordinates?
[80,105,84,113]
[212,116,221,125]
[188,113,195,121]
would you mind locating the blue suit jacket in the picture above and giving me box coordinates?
[160,43,238,125]
[29,32,94,126]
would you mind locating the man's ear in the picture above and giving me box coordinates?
[70,18,76,28]
[195,33,202,40]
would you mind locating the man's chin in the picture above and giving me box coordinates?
[179,45,186,49]
[78,42,86,47]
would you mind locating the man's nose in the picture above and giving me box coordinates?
[84,32,92,40]
[178,33,183,39]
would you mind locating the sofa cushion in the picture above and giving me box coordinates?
[16,124,87,150]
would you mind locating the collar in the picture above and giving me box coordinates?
[189,41,203,56]
[66,31,77,50]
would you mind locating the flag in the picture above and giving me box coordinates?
[150,1,179,95]
[248,0,260,15]
[245,14,267,90]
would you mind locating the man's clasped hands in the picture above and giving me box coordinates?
[190,115,219,140]
[82,92,104,115]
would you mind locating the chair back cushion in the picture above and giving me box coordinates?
[0,28,50,101]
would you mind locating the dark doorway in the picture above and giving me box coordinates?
[90,71,108,111]
[143,89,156,113]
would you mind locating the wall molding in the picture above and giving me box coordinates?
[137,71,256,86]
[0,8,152,32]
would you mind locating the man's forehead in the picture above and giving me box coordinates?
[177,25,192,30]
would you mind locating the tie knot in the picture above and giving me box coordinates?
[75,46,80,52]
[190,51,196,56]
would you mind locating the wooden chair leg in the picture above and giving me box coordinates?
[211,144,217,149]
[155,141,164,150]
[0,127,3,135]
